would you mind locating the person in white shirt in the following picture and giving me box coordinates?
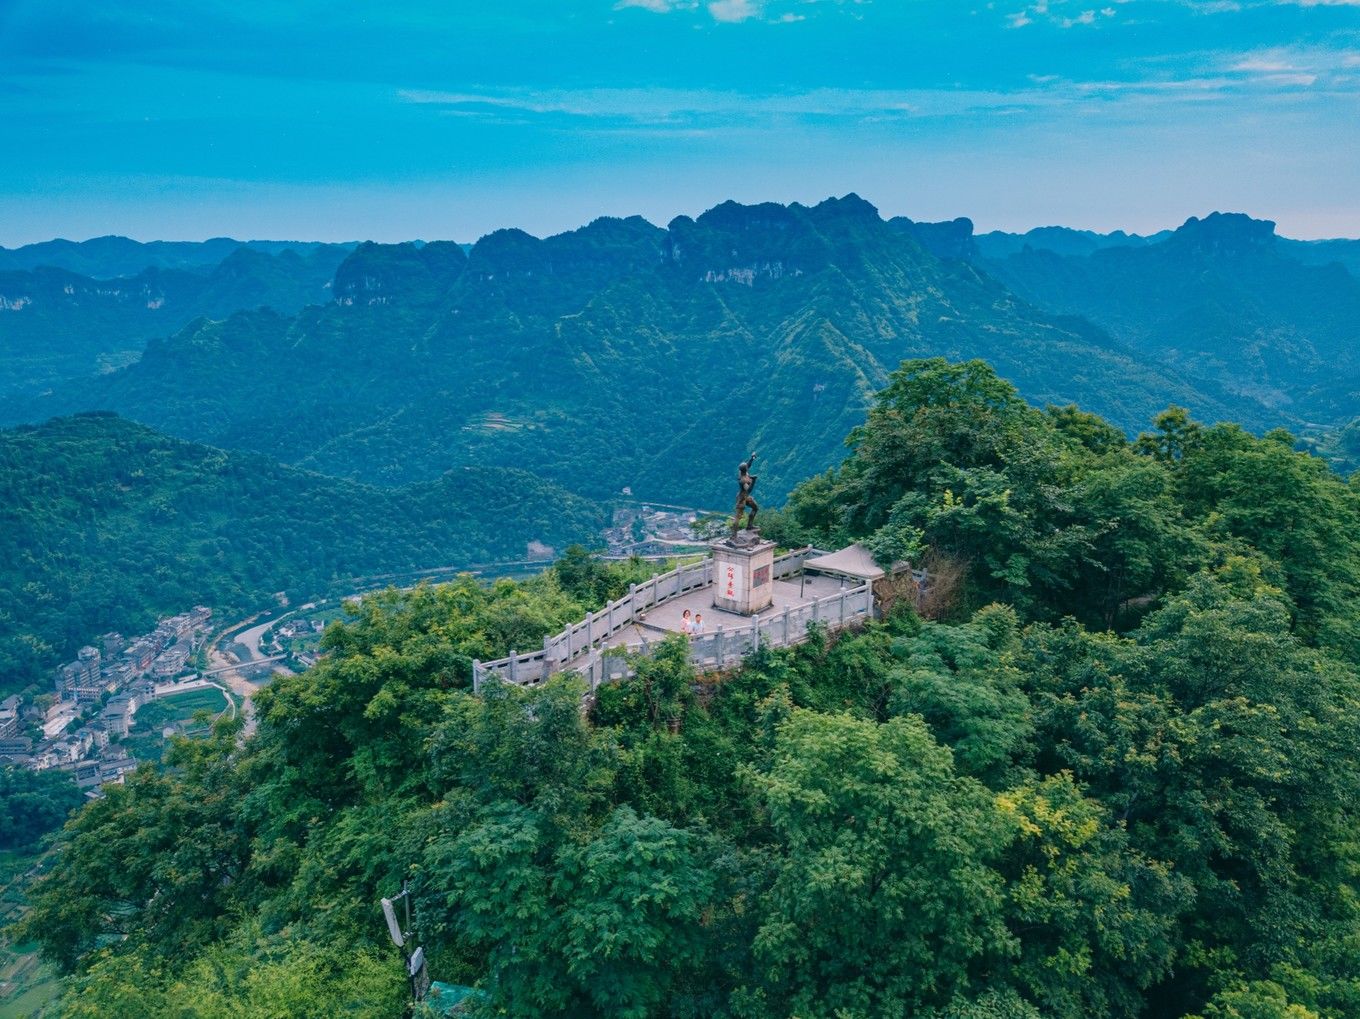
[692,613,706,635]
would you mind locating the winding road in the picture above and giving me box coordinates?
[206,617,294,739]
[203,555,571,740]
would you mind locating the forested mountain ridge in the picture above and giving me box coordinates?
[16,196,1286,507]
[971,223,1173,260]
[973,212,1360,423]
[0,234,356,279]
[0,413,603,694]
[965,218,1360,277]
[0,244,352,404]
[18,359,1360,1019]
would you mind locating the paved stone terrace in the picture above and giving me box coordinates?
[635,572,851,637]
[557,572,855,675]
[471,548,880,690]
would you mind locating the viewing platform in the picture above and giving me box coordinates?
[472,544,919,693]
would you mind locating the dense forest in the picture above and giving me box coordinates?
[0,766,84,854]
[16,359,1359,1018]
[0,413,603,695]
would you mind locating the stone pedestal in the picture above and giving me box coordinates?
[711,536,776,615]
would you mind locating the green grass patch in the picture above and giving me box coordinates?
[0,850,60,1019]
[0,963,61,1019]
[158,687,232,723]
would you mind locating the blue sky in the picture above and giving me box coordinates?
[1,0,1357,243]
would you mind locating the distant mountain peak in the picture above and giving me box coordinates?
[807,193,881,221]
[889,216,976,260]
[332,240,467,302]
[1170,212,1277,254]
[665,197,867,280]
[690,200,802,234]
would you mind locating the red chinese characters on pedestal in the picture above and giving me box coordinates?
[725,565,736,599]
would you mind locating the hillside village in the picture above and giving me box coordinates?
[0,607,214,792]
[602,503,715,556]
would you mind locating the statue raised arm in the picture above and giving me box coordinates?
[731,452,759,537]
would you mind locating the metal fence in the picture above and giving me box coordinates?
[472,547,836,691]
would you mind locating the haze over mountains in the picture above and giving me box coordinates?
[0,235,357,278]
[9,195,1357,510]
[972,213,1360,423]
[0,241,353,403]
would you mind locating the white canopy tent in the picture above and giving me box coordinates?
[802,543,908,583]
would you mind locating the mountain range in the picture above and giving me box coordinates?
[0,243,352,403]
[15,195,1351,509]
[0,235,356,279]
[972,213,1360,423]
[969,220,1360,278]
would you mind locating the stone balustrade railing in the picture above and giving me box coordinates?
[576,579,873,692]
[472,546,833,691]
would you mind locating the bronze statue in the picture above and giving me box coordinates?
[731,452,759,536]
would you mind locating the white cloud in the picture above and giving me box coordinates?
[1233,57,1294,72]
[1073,77,1234,95]
[1280,0,1360,6]
[614,0,684,10]
[614,0,850,23]
[1223,45,1360,87]
[1008,0,1114,28]
[394,53,1357,136]
[708,0,762,21]
[394,80,1205,132]
[397,85,1063,128]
